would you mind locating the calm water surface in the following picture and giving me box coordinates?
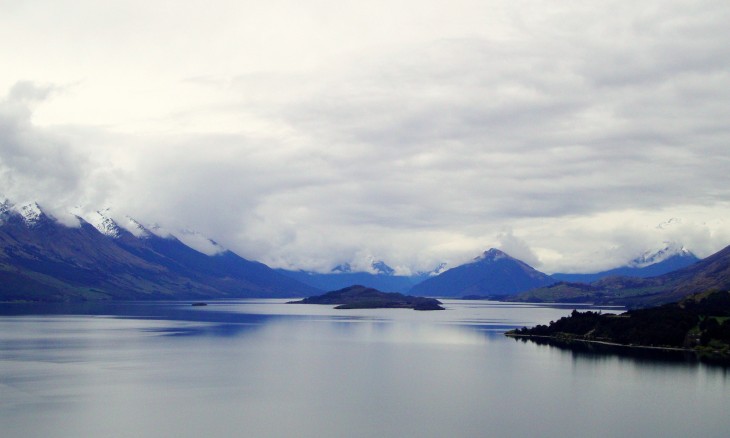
[1,300,727,438]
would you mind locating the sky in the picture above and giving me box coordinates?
[2,0,730,274]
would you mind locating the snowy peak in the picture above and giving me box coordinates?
[331,262,353,273]
[70,206,152,240]
[87,209,123,238]
[18,202,45,226]
[629,242,694,268]
[371,261,395,276]
[331,259,396,275]
[0,200,54,227]
[472,248,510,263]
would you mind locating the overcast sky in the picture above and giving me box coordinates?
[2,1,730,274]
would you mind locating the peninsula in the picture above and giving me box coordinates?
[506,290,730,362]
[288,285,445,311]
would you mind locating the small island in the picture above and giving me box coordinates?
[506,290,730,363]
[288,285,445,311]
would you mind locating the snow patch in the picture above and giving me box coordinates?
[87,208,123,238]
[17,202,44,226]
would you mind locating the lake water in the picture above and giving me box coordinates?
[1,300,728,438]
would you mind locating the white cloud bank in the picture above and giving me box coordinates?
[2,1,730,273]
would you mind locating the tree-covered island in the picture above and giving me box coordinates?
[288,285,445,310]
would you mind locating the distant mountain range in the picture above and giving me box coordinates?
[552,245,699,283]
[0,201,320,302]
[280,245,704,299]
[3,198,728,308]
[277,260,441,293]
[509,244,730,308]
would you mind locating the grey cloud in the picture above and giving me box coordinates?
[4,2,730,273]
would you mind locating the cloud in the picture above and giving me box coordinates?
[2,1,730,273]
[0,82,89,208]
[496,229,540,268]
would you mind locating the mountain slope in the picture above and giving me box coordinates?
[409,249,555,298]
[0,202,319,302]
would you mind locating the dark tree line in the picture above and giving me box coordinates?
[511,290,730,350]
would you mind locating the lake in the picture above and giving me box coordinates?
[1,299,728,438]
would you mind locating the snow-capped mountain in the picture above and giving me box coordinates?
[332,259,396,276]
[0,199,320,302]
[629,242,693,268]
[552,243,699,283]
[0,199,60,228]
[73,207,225,256]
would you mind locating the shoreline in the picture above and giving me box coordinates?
[504,332,693,353]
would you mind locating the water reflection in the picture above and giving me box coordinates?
[513,335,730,368]
[1,300,729,438]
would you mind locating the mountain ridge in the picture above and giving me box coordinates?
[0,200,320,302]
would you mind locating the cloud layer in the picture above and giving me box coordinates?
[2,1,730,273]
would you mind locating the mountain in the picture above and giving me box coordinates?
[0,201,320,302]
[552,246,699,283]
[509,244,730,308]
[277,259,439,293]
[408,248,555,298]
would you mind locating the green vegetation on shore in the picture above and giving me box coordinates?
[506,290,730,362]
